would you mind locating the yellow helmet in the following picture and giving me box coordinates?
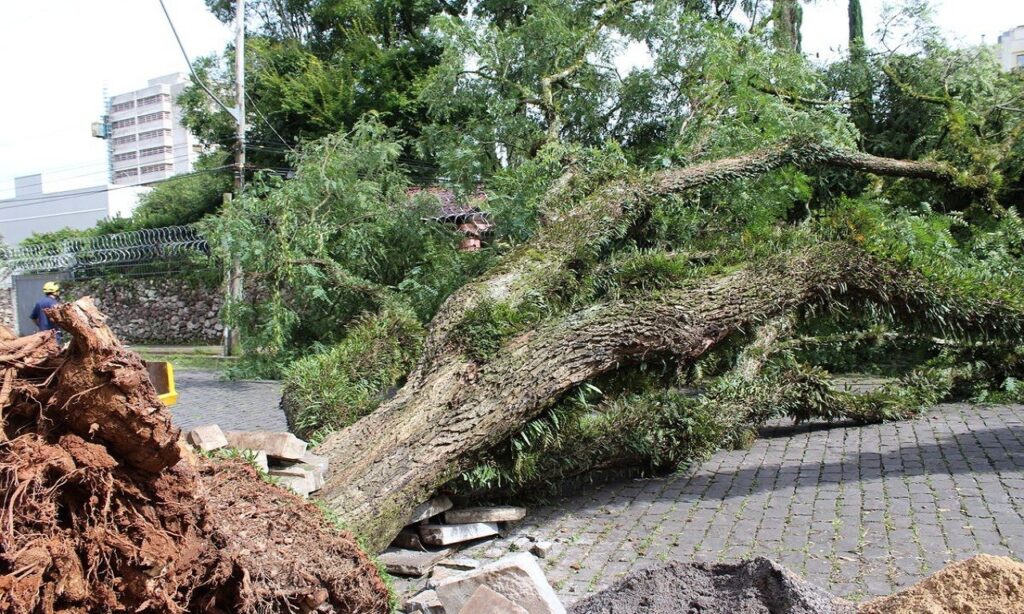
[43,282,60,294]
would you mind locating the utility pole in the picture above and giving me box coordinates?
[234,0,246,191]
[224,0,245,356]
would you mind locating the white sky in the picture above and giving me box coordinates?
[0,0,1022,200]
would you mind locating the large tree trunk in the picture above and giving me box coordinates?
[317,244,947,551]
[315,141,974,552]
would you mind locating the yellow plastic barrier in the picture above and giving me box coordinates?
[145,361,178,407]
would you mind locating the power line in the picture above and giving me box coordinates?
[245,92,296,153]
[157,0,236,119]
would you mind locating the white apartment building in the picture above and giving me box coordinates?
[107,73,202,186]
[997,26,1024,72]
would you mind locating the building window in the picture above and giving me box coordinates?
[113,152,137,162]
[111,101,135,112]
[114,169,139,179]
[113,135,137,145]
[111,118,136,129]
[137,93,170,107]
[138,128,172,141]
[139,146,173,158]
[1017,54,1024,69]
[141,163,173,174]
[137,111,171,124]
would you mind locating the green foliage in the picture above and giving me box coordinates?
[206,116,494,376]
[282,307,424,442]
[130,154,233,229]
[19,226,102,247]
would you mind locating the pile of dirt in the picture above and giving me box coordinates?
[859,554,1024,614]
[0,298,389,613]
[570,557,855,614]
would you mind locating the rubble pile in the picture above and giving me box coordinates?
[403,553,566,614]
[380,494,531,578]
[186,424,330,497]
[0,298,389,613]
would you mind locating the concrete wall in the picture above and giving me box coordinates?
[0,175,150,246]
[63,275,224,344]
[997,26,1024,71]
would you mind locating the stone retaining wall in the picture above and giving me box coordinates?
[65,275,224,344]
[0,284,13,331]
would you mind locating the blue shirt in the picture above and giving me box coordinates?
[30,295,61,331]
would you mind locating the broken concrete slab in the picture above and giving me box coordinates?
[445,506,527,524]
[419,521,500,546]
[459,585,529,614]
[272,458,325,489]
[530,541,553,559]
[427,565,456,588]
[272,473,312,497]
[186,424,228,452]
[438,557,480,571]
[379,547,453,577]
[269,465,320,493]
[300,450,329,475]
[408,495,454,524]
[392,528,426,550]
[433,553,566,614]
[225,431,307,460]
[404,589,444,614]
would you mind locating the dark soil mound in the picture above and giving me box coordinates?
[570,557,856,614]
[0,299,389,613]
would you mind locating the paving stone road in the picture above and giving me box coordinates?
[169,369,286,432]
[169,375,1024,606]
[411,403,1024,605]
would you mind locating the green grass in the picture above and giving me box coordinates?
[137,352,233,373]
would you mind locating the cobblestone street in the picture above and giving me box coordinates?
[449,403,1024,605]
[169,374,1024,606]
[169,369,286,433]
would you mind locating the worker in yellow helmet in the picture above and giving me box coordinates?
[30,282,62,337]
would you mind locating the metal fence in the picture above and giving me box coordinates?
[0,225,214,280]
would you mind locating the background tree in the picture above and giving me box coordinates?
[183,0,466,180]
[771,0,803,52]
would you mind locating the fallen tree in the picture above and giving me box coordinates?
[313,140,1022,551]
[0,299,390,613]
[206,5,1024,553]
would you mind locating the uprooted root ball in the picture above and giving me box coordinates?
[0,299,389,613]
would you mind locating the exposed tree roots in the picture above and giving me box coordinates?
[0,299,389,613]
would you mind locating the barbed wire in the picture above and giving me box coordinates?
[1,225,212,278]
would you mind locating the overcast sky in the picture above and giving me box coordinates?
[1,0,1022,199]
